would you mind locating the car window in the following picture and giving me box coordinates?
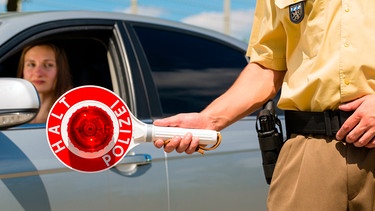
[134,26,248,116]
[0,27,117,125]
[0,30,113,90]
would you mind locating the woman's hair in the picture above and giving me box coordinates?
[17,42,72,102]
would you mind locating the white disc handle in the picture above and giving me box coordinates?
[131,117,221,147]
[151,126,219,145]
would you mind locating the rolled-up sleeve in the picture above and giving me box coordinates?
[247,0,287,71]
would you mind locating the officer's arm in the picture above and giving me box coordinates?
[154,62,286,154]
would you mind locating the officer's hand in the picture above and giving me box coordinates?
[336,94,375,148]
[153,132,200,154]
[153,113,210,154]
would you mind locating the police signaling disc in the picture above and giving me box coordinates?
[47,85,222,173]
[46,86,133,173]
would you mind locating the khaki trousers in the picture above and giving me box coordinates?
[267,135,375,211]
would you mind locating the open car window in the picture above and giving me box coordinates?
[0,22,122,125]
[0,29,114,90]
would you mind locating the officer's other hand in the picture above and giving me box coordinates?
[336,94,375,148]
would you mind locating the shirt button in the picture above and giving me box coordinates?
[344,6,350,12]
[344,41,350,47]
[344,79,350,85]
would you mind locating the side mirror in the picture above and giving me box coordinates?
[0,78,40,129]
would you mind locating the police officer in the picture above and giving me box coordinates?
[154,1,375,210]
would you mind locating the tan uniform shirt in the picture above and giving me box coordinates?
[247,0,375,111]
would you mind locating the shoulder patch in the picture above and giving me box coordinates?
[289,2,305,24]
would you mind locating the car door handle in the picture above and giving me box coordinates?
[121,153,152,165]
[114,153,152,176]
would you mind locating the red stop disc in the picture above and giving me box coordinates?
[46,86,133,173]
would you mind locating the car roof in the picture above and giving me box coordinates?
[0,11,248,50]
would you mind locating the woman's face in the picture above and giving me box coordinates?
[23,45,58,96]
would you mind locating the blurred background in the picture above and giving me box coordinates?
[1,0,256,42]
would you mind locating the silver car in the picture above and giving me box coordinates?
[0,11,270,211]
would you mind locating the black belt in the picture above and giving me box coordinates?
[285,110,353,137]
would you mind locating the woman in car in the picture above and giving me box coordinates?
[17,43,72,123]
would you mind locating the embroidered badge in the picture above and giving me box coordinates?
[289,2,305,24]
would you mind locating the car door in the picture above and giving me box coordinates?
[128,23,269,210]
[0,17,168,211]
